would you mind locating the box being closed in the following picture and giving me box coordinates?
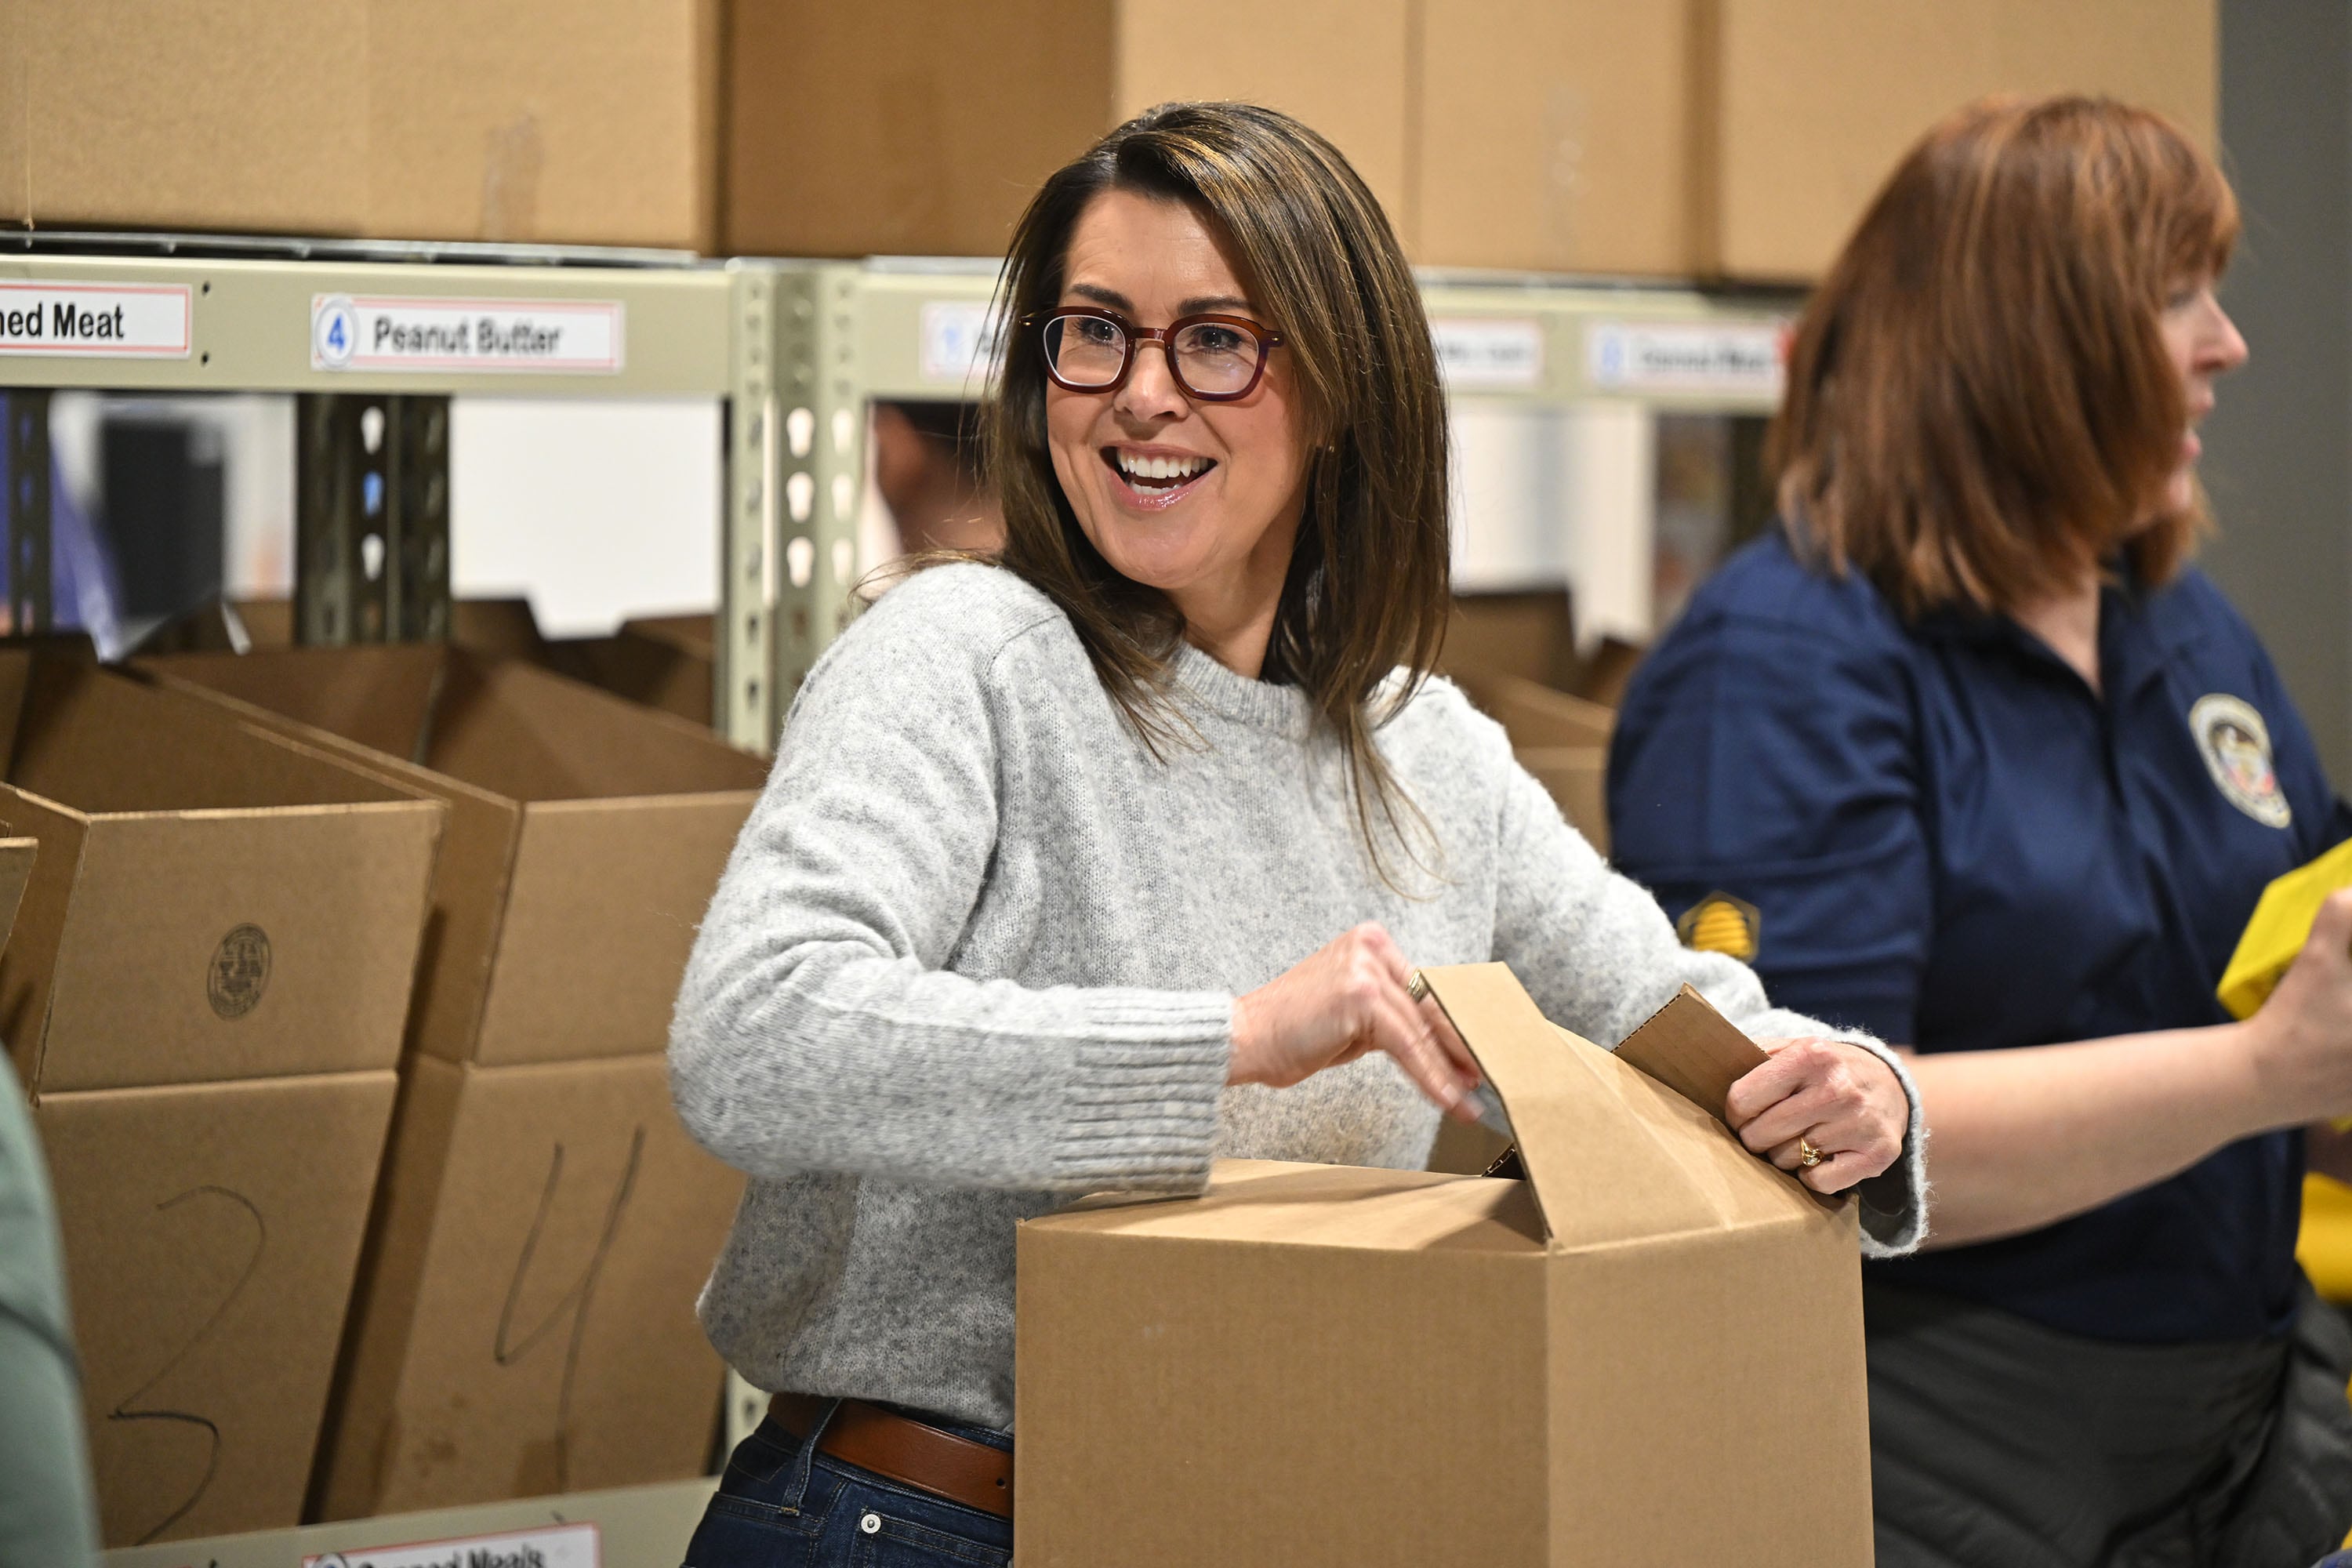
[1016,966,1871,1567]
[143,644,766,1067]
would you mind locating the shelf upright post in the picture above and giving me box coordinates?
[391,396,454,641]
[720,265,779,751]
[765,261,866,743]
[295,394,453,644]
[3,390,54,634]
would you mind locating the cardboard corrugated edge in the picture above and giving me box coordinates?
[1614,981,1769,1120]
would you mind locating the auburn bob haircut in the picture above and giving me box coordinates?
[986,102,1450,880]
[1769,96,2240,619]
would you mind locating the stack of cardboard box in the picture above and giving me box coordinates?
[5,0,2215,279]
[0,652,445,1547]
[723,0,2215,278]
[140,644,767,1522]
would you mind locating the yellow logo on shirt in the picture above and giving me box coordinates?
[1677,892,1760,962]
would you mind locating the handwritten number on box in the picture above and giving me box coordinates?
[111,1185,265,1545]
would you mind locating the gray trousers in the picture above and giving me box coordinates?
[1867,1279,2352,1568]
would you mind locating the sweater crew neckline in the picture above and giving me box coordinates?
[1169,637,1315,739]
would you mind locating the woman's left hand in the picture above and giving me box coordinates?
[1726,1039,1908,1193]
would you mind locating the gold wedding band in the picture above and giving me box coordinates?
[1406,971,1429,1003]
[1797,1138,1824,1169]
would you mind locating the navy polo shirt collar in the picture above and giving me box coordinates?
[1907,568,2194,705]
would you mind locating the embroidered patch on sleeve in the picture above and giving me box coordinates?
[1675,892,1761,963]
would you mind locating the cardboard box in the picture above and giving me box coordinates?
[1417,1,1696,276]
[0,660,433,1546]
[724,0,1410,260]
[1449,667,1614,853]
[1704,0,2218,281]
[1017,966,1871,1565]
[2,0,718,249]
[314,1051,743,1519]
[1443,590,1581,692]
[1414,0,2215,279]
[140,597,553,662]
[39,1070,398,1547]
[544,615,717,728]
[141,644,765,1067]
[0,655,442,1093]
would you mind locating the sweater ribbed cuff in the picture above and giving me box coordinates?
[1049,993,1234,1192]
[1842,1035,1929,1258]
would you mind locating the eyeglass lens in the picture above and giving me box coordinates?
[1044,314,1267,397]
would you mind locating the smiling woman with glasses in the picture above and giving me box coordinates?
[669,100,1927,1568]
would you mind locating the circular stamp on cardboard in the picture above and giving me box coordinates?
[208,924,272,1021]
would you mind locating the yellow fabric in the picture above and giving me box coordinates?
[2227,856,2352,1547]
[2217,837,2352,1021]
[2301,1175,2352,1305]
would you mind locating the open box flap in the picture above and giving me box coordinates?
[1614,982,1769,1117]
[1416,964,1833,1250]
[146,645,446,765]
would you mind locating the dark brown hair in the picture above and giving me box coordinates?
[1769,95,2240,618]
[987,102,1450,877]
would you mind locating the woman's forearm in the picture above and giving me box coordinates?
[1907,1022,2274,1248]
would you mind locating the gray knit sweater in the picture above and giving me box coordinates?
[670,562,1926,1430]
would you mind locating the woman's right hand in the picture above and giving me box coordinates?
[1229,924,1484,1120]
[2245,888,2352,1123]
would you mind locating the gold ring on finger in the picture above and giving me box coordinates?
[1406,971,1429,1003]
[1797,1138,1824,1169]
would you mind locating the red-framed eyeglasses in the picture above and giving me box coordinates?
[1023,306,1287,402]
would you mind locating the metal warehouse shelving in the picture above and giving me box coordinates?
[746,256,1800,736]
[2,231,1798,1568]
[0,236,1798,757]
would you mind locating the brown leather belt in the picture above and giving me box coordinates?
[768,1392,1014,1521]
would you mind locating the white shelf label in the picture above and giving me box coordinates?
[918,299,1004,387]
[303,1519,598,1568]
[0,281,192,358]
[311,294,624,374]
[1584,320,1787,397]
[1432,318,1545,390]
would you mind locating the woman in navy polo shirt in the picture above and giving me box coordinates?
[1610,96,2352,1566]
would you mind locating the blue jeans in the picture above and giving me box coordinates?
[681,1399,1014,1567]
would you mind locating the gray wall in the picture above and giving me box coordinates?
[2201,1,2352,784]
